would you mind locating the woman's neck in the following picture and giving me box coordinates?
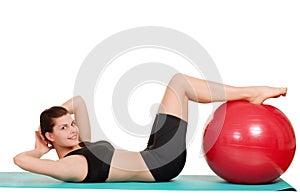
[54,144,81,159]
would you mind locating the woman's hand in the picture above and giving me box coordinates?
[34,130,52,155]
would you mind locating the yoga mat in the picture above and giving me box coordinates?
[0,172,296,191]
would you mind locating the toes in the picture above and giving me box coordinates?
[283,88,288,96]
[279,88,287,96]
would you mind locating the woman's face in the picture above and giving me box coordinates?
[46,114,80,148]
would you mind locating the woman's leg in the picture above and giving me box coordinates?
[158,73,287,121]
[62,96,91,142]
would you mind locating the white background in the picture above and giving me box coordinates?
[0,0,299,195]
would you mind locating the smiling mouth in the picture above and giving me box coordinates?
[68,135,78,140]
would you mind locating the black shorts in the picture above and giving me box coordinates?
[140,113,188,182]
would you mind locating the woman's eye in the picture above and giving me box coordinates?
[61,126,66,130]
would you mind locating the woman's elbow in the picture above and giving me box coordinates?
[13,154,27,169]
[13,154,22,166]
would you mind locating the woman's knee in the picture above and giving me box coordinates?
[168,73,187,89]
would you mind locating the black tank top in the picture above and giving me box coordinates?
[64,141,115,182]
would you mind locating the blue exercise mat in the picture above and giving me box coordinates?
[0,172,296,191]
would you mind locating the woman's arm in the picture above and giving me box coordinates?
[62,96,91,142]
[13,131,87,182]
[14,152,87,182]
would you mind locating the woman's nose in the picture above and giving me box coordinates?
[70,126,78,133]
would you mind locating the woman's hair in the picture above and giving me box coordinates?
[40,106,69,142]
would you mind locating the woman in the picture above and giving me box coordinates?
[14,73,287,183]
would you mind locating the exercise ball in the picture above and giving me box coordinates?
[203,100,296,184]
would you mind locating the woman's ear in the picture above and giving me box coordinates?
[45,132,54,142]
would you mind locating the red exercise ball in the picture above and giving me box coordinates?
[203,100,296,184]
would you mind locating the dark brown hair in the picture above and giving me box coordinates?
[40,106,69,141]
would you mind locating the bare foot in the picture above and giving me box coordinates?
[247,86,287,104]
